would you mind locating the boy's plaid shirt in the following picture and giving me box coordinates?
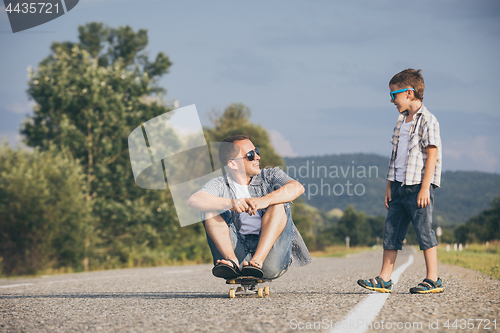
[386,105,442,187]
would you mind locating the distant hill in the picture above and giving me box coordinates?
[284,154,500,226]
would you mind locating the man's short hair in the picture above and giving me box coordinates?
[389,68,425,101]
[218,135,250,166]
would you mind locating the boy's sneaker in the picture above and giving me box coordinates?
[357,276,392,293]
[409,277,444,294]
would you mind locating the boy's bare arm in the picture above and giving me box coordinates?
[417,145,438,208]
[385,180,393,210]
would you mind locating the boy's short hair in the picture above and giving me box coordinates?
[219,135,249,166]
[389,69,425,101]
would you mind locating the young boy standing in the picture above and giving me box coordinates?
[358,69,443,294]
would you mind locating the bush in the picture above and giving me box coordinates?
[0,144,94,276]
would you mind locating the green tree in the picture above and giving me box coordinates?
[289,201,322,249]
[20,22,209,268]
[367,215,385,245]
[0,144,93,276]
[334,206,371,246]
[455,196,500,243]
[22,22,172,193]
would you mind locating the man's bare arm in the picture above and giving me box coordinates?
[247,180,305,215]
[187,190,232,212]
[187,190,251,213]
[188,179,304,215]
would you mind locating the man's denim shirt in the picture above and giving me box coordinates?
[201,167,312,267]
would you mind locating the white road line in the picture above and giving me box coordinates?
[331,254,414,333]
[0,283,33,289]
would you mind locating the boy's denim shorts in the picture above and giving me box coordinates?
[383,181,438,251]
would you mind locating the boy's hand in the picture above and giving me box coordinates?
[384,182,392,210]
[417,187,431,208]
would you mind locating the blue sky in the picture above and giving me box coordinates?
[1,0,499,173]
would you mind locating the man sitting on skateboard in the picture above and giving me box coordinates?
[187,135,311,280]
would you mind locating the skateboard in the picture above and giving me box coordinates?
[225,276,271,298]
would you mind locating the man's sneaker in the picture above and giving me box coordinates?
[409,278,444,294]
[357,276,392,293]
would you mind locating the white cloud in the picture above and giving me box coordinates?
[5,101,35,114]
[444,136,498,173]
[0,130,27,149]
[269,129,298,158]
[215,49,282,85]
[0,5,8,22]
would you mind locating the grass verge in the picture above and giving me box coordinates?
[310,245,376,258]
[437,241,500,280]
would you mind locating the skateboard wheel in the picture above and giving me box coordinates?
[229,289,236,298]
[264,286,270,295]
[257,288,264,298]
[236,287,242,292]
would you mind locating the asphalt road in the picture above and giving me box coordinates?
[1,247,499,332]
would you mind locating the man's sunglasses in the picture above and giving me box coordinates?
[232,147,260,161]
[390,88,415,102]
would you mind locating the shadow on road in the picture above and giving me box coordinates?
[0,292,225,299]
[1,290,368,300]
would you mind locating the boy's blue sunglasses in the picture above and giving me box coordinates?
[390,88,415,101]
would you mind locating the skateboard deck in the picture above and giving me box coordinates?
[225,276,271,298]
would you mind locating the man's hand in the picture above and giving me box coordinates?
[417,187,431,208]
[231,197,270,216]
[231,198,250,214]
[246,196,271,216]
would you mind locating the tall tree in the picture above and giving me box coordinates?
[20,22,207,268]
[22,22,172,196]
[334,206,371,246]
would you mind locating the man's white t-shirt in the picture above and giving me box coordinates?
[232,182,262,235]
[395,119,413,182]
